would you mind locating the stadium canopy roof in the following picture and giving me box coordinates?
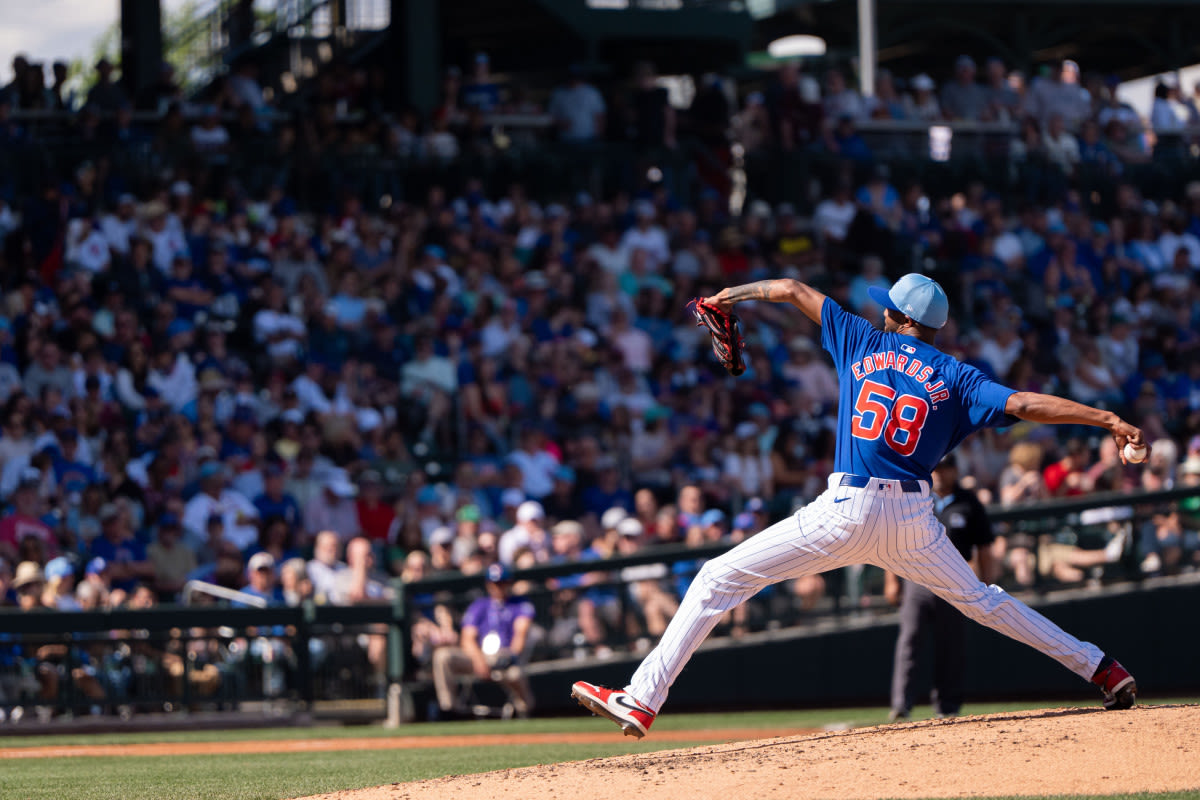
[753,0,1200,83]
[440,0,754,77]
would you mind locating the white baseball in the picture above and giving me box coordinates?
[1124,443,1147,463]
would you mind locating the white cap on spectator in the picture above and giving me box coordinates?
[552,520,584,538]
[429,526,454,546]
[248,552,276,572]
[601,507,629,530]
[1181,456,1200,475]
[911,74,935,92]
[617,518,644,537]
[516,500,545,523]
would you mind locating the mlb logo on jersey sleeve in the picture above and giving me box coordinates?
[901,344,916,355]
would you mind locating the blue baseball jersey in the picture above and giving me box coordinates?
[820,298,1016,481]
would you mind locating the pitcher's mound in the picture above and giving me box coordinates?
[297,704,1200,800]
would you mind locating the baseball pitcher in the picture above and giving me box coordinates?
[573,274,1141,738]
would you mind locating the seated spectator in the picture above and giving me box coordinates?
[905,74,941,120]
[813,179,858,247]
[1043,439,1090,497]
[253,463,302,535]
[1042,113,1080,174]
[303,470,361,543]
[822,69,864,121]
[89,502,154,594]
[865,69,907,120]
[0,472,58,563]
[941,55,988,120]
[238,551,284,606]
[190,106,231,154]
[183,462,260,551]
[331,537,391,605]
[146,514,196,601]
[615,517,678,643]
[549,66,606,142]
[824,114,872,162]
[42,557,80,611]
[499,501,549,565]
[431,563,535,718]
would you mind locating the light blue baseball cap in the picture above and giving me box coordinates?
[868,273,949,329]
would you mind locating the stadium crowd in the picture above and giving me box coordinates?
[1,48,1200,682]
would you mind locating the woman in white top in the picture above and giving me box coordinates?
[114,341,151,411]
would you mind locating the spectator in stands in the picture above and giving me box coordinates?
[228,59,266,112]
[905,74,941,120]
[89,502,153,595]
[303,470,361,542]
[146,513,195,601]
[865,69,906,120]
[183,462,259,551]
[1042,113,1081,175]
[1026,59,1090,129]
[0,472,57,563]
[499,501,549,565]
[941,55,988,120]
[1044,438,1090,497]
[331,537,390,604]
[630,61,675,149]
[983,58,1021,120]
[615,517,678,642]
[1150,82,1184,133]
[767,60,823,150]
[253,463,302,535]
[549,65,606,143]
[460,53,501,113]
[432,563,535,718]
[190,105,231,155]
[86,58,127,112]
[239,551,284,605]
[822,69,864,121]
[825,113,872,162]
[306,530,344,603]
[814,178,859,247]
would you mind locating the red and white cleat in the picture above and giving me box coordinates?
[1091,656,1137,710]
[571,681,656,738]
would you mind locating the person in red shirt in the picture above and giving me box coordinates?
[1043,438,1089,497]
[0,473,59,564]
[356,471,395,544]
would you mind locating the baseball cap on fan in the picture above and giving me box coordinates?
[867,273,949,330]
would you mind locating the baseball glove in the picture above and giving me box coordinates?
[689,298,745,376]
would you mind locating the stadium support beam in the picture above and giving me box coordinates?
[392,0,440,115]
[120,0,163,102]
[857,0,877,97]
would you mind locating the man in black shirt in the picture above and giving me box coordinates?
[885,456,995,720]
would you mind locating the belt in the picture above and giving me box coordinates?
[839,474,923,493]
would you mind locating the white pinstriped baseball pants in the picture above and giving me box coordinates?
[626,473,1105,713]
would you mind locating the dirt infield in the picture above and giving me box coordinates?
[0,728,815,759]
[293,704,1200,800]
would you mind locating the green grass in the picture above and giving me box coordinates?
[0,700,1195,800]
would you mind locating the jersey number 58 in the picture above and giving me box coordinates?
[850,380,929,456]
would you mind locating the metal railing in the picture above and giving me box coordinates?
[0,603,400,722]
